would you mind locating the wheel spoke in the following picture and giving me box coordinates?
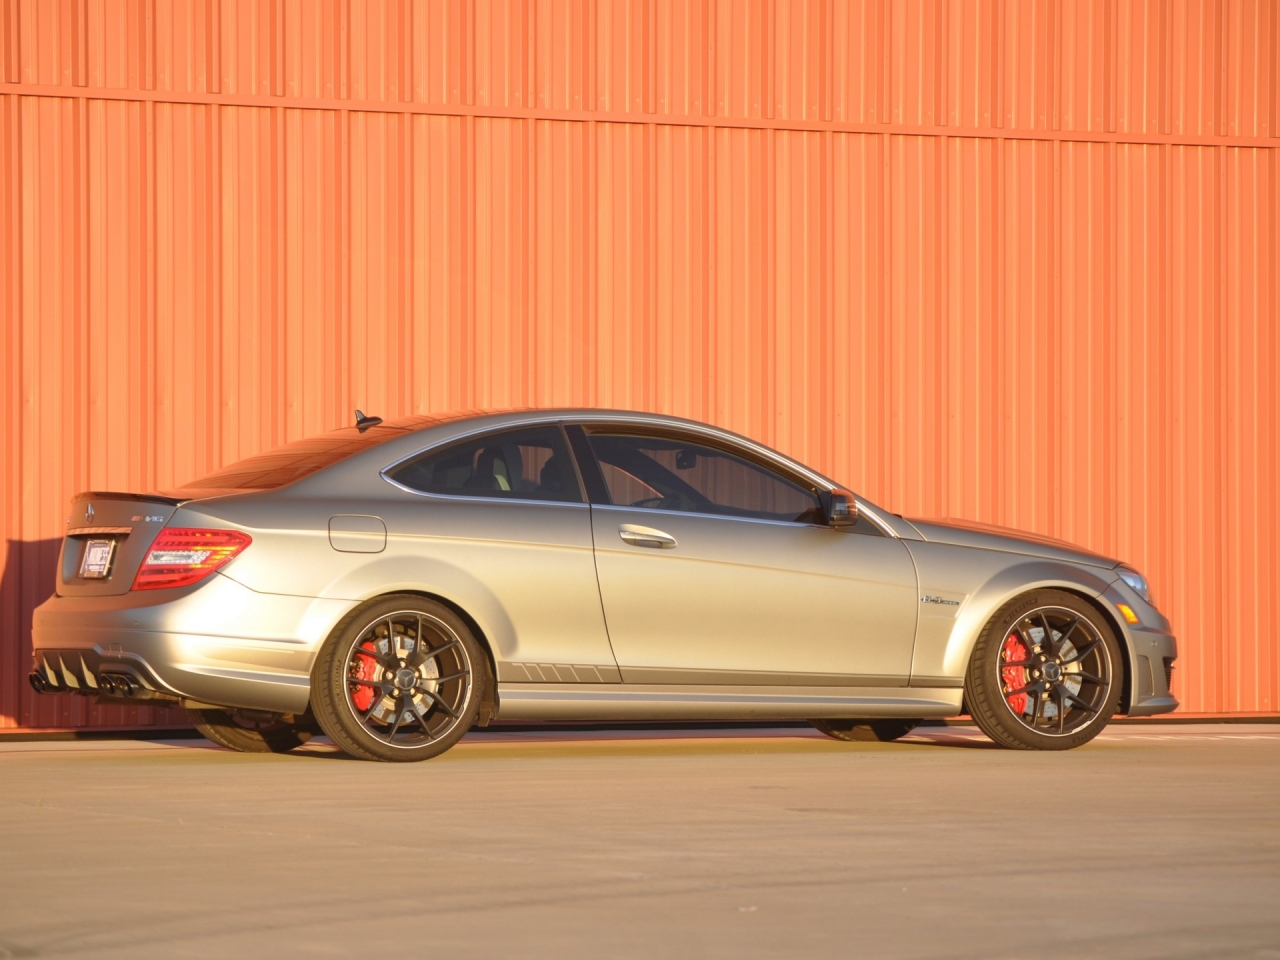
[348,678,387,690]
[410,702,437,735]
[1038,612,1058,654]
[1062,637,1101,664]
[1070,670,1107,686]
[430,669,470,686]
[420,687,460,719]
[1003,682,1040,700]
[1052,615,1082,655]
[351,644,395,669]
[387,695,411,739]
[1058,687,1100,714]
[417,637,460,665]
[361,691,387,724]
[1002,658,1036,668]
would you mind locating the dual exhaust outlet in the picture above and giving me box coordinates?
[28,669,153,700]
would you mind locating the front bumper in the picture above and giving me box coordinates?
[32,574,355,713]
[1123,624,1180,716]
[1099,582,1179,717]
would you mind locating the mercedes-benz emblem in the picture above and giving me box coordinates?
[84,503,95,523]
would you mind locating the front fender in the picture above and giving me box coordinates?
[904,542,1122,687]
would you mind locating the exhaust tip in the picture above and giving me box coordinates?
[115,675,136,698]
[28,672,53,695]
[98,674,118,696]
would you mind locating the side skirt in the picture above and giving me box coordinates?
[494,683,963,722]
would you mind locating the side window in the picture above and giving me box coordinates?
[387,426,583,503]
[585,433,821,523]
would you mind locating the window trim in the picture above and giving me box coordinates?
[379,419,587,506]
[571,422,826,525]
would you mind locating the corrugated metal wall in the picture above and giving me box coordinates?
[1,1,1277,729]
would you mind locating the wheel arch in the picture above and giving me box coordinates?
[311,587,502,726]
[946,576,1135,715]
[933,561,1124,682]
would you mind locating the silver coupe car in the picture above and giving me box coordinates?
[31,409,1177,759]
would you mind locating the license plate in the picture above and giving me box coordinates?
[79,539,117,579]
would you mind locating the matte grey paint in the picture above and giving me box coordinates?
[31,409,1178,721]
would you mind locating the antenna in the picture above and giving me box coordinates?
[354,409,383,432]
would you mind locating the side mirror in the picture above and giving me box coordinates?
[824,490,859,529]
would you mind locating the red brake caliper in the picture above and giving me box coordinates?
[1001,632,1030,715]
[351,643,380,712]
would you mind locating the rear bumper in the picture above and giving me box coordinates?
[32,574,355,713]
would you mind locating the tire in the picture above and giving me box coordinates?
[311,595,485,762]
[188,708,312,754]
[810,718,921,742]
[965,589,1123,750]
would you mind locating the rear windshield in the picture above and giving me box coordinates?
[178,416,444,491]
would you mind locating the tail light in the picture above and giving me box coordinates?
[132,528,252,591]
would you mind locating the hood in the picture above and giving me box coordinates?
[905,517,1118,570]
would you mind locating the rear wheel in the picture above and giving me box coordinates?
[810,718,921,742]
[965,589,1122,750]
[311,596,483,762]
[188,708,312,754]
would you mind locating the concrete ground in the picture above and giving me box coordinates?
[1,723,1278,960]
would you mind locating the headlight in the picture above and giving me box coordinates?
[1117,566,1153,606]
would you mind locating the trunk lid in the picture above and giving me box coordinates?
[58,492,183,596]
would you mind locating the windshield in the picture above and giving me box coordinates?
[178,415,445,491]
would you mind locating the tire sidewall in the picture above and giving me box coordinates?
[966,589,1123,751]
[312,596,484,762]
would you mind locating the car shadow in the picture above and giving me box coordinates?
[898,732,1001,749]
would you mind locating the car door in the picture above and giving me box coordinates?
[380,423,620,682]
[569,426,919,686]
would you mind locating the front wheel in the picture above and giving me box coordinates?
[310,596,484,762]
[810,719,921,742]
[965,589,1123,750]
[188,708,313,753]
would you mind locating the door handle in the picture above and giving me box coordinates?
[618,524,677,549]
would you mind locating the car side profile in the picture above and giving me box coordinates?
[31,409,1178,759]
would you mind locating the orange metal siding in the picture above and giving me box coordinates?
[1,1,1277,729]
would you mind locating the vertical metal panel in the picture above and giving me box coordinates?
[1,1,1277,728]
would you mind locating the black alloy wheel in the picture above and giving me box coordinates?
[311,596,484,761]
[966,589,1123,750]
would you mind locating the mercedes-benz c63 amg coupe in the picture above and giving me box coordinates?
[31,409,1177,760]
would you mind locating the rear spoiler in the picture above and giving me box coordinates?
[72,491,185,506]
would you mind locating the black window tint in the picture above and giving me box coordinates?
[586,433,821,523]
[389,426,582,503]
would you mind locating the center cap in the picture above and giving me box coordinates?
[394,668,417,690]
[1042,662,1062,682]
